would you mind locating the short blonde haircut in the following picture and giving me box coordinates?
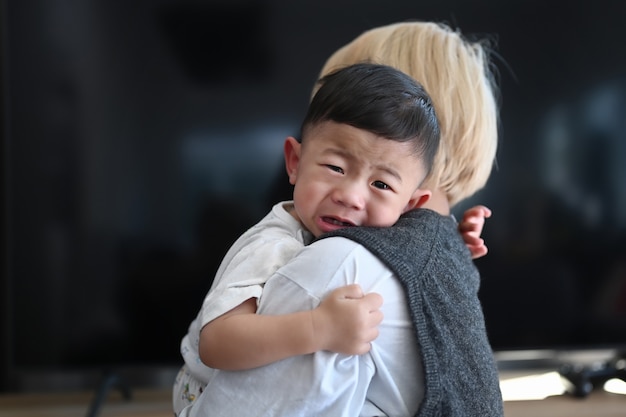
[318,21,499,207]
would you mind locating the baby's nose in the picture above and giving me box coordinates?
[331,181,366,210]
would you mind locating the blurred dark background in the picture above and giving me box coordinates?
[2,0,626,392]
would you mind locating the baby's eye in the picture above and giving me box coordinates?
[326,165,344,174]
[372,180,391,190]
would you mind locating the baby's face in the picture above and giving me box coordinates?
[285,121,431,237]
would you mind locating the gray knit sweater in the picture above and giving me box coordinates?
[321,209,504,417]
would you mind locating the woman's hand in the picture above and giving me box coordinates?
[458,205,492,259]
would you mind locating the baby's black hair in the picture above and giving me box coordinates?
[300,63,440,177]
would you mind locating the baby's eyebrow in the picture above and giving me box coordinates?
[376,164,402,183]
[321,147,353,161]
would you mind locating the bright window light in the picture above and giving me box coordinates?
[500,372,566,401]
[604,378,626,395]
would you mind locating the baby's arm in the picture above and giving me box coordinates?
[458,205,492,259]
[199,284,383,371]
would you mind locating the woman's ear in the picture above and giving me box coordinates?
[284,137,301,185]
[403,189,432,212]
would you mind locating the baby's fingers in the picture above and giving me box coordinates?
[362,292,383,311]
[332,283,364,299]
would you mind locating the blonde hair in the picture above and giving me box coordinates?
[318,21,499,207]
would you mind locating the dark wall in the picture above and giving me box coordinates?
[2,0,626,392]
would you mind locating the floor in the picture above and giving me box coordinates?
[0,389,173,417]
[1,374,625,417]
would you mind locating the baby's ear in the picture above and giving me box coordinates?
[404,189,431,212]
[283,137,301,185]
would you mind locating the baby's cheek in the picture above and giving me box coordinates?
[371,209,399,228]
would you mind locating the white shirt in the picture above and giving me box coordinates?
[179,202,312,387]
[180,235,424,417]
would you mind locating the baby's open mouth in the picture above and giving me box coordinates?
[322,217,355,227]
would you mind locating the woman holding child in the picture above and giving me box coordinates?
[176,21,503,417]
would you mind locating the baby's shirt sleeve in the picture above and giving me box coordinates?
[198,235,305,327]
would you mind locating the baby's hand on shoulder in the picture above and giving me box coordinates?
[312,284,383,355]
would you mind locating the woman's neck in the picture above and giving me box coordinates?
[421,188,450,216]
